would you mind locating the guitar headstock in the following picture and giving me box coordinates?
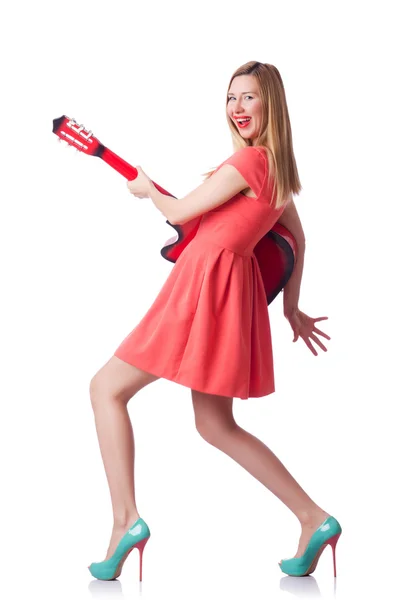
[52,115,103,156]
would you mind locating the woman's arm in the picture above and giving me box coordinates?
[146,164,249,225]
[276,197,306,317]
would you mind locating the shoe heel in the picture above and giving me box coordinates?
[328,533,341,577]
[135,536,149,582]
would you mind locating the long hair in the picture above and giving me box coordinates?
[202,61,302,210]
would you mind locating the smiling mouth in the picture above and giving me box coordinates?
[236,118,251,129]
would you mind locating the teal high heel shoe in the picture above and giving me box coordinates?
[279,516,342,577]
[88,517,150,581]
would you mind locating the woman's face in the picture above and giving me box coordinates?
[227,75,263,145]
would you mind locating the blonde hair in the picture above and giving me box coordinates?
[202,61,302,210]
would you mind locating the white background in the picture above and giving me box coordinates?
[1,1,396,598]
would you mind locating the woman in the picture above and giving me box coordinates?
[88,61,342,581]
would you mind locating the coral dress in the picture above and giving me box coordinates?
[114,146,287,399]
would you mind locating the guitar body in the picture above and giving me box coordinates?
[52,115,297,304]
[161,216,296,306]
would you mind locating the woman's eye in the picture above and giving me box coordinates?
[228,96,253,101]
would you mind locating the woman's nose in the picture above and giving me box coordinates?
[235,100,245,113]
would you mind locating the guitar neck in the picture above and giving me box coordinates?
[97,145,175,197]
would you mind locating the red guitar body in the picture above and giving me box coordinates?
[52,115,297,305]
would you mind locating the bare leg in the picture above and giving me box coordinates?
[89,357,159,560]
[192,392,330,559]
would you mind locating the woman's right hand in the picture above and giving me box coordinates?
[285,307,330,356]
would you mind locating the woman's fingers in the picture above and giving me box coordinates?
[303,336,318,356]
[313,327,331,340]
[308,332,328,352]
[290,312,330,355]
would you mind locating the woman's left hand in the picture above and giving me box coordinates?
[126,166,152,199]
[285,307,331,356]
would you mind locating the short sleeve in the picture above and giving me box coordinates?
[222,146,268,199]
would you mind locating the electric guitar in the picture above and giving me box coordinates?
[52,115,296,304]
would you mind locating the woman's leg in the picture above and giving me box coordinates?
[191,389,330,558]
[89,356,159,560]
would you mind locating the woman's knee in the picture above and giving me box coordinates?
[191,389,236,444]
[89,355,159,407]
